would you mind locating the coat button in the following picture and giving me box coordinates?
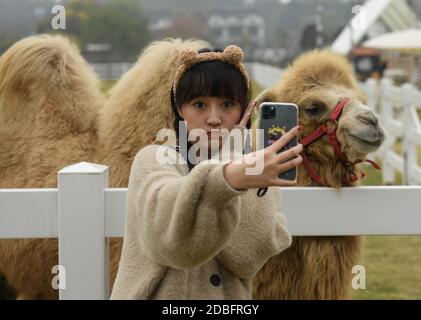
[210,274,222,286]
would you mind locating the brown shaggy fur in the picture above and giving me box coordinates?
[0,35,208,299]
[0,35,104,299]
[0,36,378,300]
[252,50,375,299]
[0,35,103,188]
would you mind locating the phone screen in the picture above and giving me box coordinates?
[259,102,299,181]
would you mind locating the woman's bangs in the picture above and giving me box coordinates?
[176,62,247,105]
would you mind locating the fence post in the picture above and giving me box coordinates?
[402,83,412,185]
[402,83,421,185]
[365,78,379,112]
[363,78,383,162]
[58,162,110,300]
[380,78,396,184]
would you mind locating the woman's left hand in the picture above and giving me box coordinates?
[238,100,256,128]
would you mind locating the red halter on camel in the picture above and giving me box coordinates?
[299,97,381,187]
[254,98,381,197]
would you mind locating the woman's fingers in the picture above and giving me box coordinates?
[244,100,257,117]
[277,155,302,172]
[270,155,302,187]
[273,178,298,187]
[273,156,303,187]
[238,100,257,127]
[275,143,303,163]
[268,125,301,153]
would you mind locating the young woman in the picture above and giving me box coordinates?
[111,45,303,300]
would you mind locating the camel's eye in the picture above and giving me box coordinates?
[305,104,324,117]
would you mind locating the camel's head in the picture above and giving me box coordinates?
[255,50,385,185]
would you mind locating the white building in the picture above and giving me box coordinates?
[208,13,266,49]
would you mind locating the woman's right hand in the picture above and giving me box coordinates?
[223,126,303,190]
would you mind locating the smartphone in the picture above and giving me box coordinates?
[258,102,299,181]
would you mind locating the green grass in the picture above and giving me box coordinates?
[353,162,421,299]
[100,80,117,94]
[394,140,421,166]
[351,236,421,299]
[251,80,263,101]
[350,143,421,299]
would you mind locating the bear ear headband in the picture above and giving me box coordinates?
[172,45,251,105]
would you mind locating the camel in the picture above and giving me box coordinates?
[251,50,385,299]
[0,35,384,300]
[0,34,208,299]
[0,35,104,299]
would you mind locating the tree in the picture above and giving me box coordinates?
[163,13,213,43]
[0,32,17,55]
[38,0,151,62]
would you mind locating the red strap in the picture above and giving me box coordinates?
[303,154,381,187]
[364,159,381,170]
[355,159,382,170]
[303,151,361,186]
[326,128,347,161]
[341,165,367,184]
[300,125,327,146]
[301,152,327,186]
[302,153,381,187]
[329,98,351,122]
[301,98,351,155]
[326,98,351,161]
[299,97,382,187]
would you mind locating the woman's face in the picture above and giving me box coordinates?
[178,96,242,151]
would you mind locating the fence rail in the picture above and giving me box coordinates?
[1,162,421,299]
[91,63,134,80]
[90,61,285,87]
[246,62,283,89]
[360,78,421,185]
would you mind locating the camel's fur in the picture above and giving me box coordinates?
[0,35,103,188]
[252,50,380,299]
[0,35,104,299]
[0,35,208,299]
[0,37,381,300]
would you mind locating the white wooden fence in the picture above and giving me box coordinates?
[360,78,421,185]
[246,62,283,89]
[1,162,421,299]
[91,63,134,80]
[90,61,285,86]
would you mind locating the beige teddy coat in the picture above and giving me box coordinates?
[110,137,292,300]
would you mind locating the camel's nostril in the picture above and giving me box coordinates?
[358,113,378,125]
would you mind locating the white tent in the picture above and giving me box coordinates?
[331,0,415,55]
[363,28,421,53]
[362,28,421,83]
